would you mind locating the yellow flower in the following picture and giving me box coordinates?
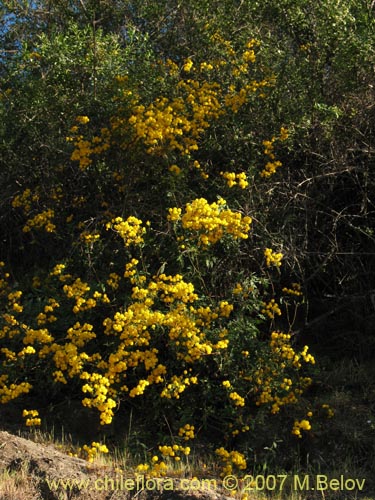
[106,216,146,247]
[261,160,282,178]
[22,409,41,427]
[264,248,283,267]
[23,209,56,233]
[229,391,245,406]
[177,198,251,246]
[282,282,303,296]
[279,126,289,141]
[232,283,243,295]
[292,419,311,438]
[76,115,90,124]
[183,59,194,72]
[261,299,281,319]
[169,164,181,175]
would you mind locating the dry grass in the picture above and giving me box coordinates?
[0,466,41,500]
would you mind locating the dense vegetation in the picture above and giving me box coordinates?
[1,0,375,492]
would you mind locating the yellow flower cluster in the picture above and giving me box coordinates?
[218,301,233,317]
[255,375,299,413]
[299,43,312,52]
[260,127,288,177]
[51,342,87,380]
[261,160,282,177]
[129,379,150,398]
[282,283,303,296]
[7,291,23,314]
[1,347,16,361]
[50,263,66,276]
[253,332,314,413]
[210,33,259,65]
[200,61,214,71]
[12,188,39,214]
[264,248,283,267]
[66,322,96,348]
[0,237,233,429]
[0,375,32,404]
[8,275,108,420]
[128,79,223,155]
[1,158,316,457]
[14,346,36,359]
[82,441,109,462]
[76,115,90,125]
[183,58,194,72]
[169,198,251,246]
[231,424,250,437]
[178,424,195,441]
[137,439,195,476]
[106,273,120,290]
[261,299,282,319]
[292,419,311,438]
[80,231,100,245]
[210,31,236,58]
[22,409,41,427]
[300,345,315,364]
[220,171,249,189]
[69,136,93,169]
[167,207,182,222]
[21,324,53,347]
[229,391,245,407]
[106,216,146,247]
[270,332,315,367]
[137,458,169,477]
[32,276,41,288]
[68,116,110,170]
[224,86,247,112]
[263,139,275,158]
[63,278,97,314]
[81,372,117,425]
[136,463,150,473]
[49,186,64,202]
[232,283,243,295]
[225,76,272,110]
[169,164,181,175]
[159,444,190,459]
[242,49,256,64]
[23,209,56,233]
[216,447,247,476]
[36,297,59,325]
[151,273,198,304]
[279,126,289,141]
[160,374,198,399]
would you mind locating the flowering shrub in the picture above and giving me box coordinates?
[1,0,375,481]
[0,200,315,472]
[1,22,316,476]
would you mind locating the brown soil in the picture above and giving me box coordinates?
[0,431,231,500]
